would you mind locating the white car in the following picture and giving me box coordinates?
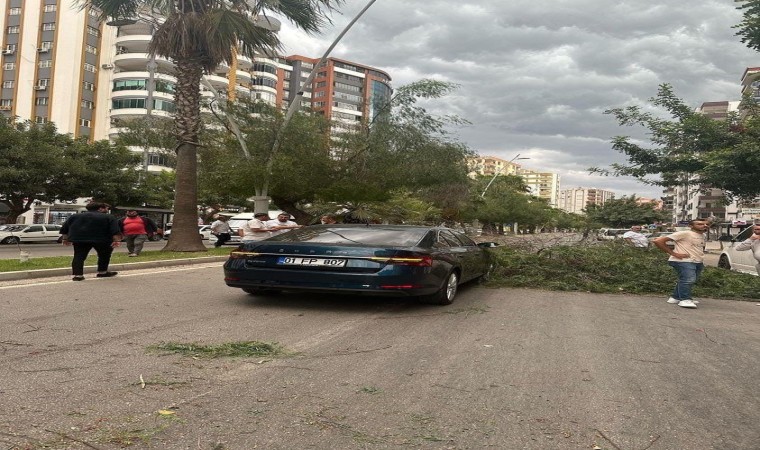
[163,225,213,240]
[0,224,64,244]
[718,226,759,275]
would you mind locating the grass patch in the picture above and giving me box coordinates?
[147,341,288,358]
[488,241,760,300]
[0,247,231,272]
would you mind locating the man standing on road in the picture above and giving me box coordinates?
[118,209,157,257]
[623,225,649,248]
[60,202,121,281]
[210,215,233,247]
[240,212,276,242]
[735,224,760,275]
[266,213,301,236]
[653,219,710,309]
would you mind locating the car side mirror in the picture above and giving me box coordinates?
[478,242,499,248]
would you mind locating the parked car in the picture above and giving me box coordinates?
[0,224,63,244]
[597,228,630,241]
[718,226,759,276]
[163,225,213,240]
[223,225,497,305]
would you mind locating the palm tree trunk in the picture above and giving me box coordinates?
[163,58,206,252]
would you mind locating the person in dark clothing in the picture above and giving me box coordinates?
[60,202,122,281]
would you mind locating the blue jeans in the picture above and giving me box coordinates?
[668,261,704,300]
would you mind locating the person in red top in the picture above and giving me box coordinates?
[118,209,158,257]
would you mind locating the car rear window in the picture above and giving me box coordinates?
[269,227,429,247]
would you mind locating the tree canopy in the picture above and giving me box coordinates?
[584,196,670,228]
[593,84,760,200]
[0,120,141,222]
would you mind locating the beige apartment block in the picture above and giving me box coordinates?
[559,187,615,214]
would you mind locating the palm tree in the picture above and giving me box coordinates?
[79,0,341,251]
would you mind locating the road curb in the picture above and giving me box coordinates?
[0,256,228,282]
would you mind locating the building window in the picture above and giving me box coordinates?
[86,45,97,55]
[83,81,94,91]
[37,78,50,87]
[7,26,20,34]
[314,91,326,98]
[35,97,49,106]
[4,44,17,53]
[35,116,48,124]
[42,23,56,31]
[81,99,94,109]
[2,81,13,89]
[84,63,96,73]
[44,4,57,13]
[79,118,91,127]
[87,26,99,37]
[334,82,361,93]
[39,41,54,50]
[38,60,53,69]
[252,63,277,74]
[9,7,21,15]
[3,63,15,70]
[0,99,12,107]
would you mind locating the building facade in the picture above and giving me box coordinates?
[558,187,615,215]
[1,3,391,224]
[515,168,560,207]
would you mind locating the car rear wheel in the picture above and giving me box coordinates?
[420,271,458,305]
[1,236,20,245]
[718,255,731,270]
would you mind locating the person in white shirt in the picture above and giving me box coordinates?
[622,225,648,248]
[735,224,760,275]
[653,219,709,309]
[210,214,233,247]
[266,213,302,236]
[239,213,275,242]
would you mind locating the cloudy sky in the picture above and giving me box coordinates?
[276,0,757,199]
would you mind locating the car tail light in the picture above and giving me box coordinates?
[229,251,259,259]
[370,256,432,266]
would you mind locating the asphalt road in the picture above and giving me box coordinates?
[1,265,758,449]
[0,240,219,259]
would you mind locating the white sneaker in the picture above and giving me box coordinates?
[678,299,697,309]
[667,297,679,304]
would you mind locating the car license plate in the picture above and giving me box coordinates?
[277,256,347,267]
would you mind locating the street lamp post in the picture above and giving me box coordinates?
[480,154,529,198]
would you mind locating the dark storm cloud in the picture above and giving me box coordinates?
[277,0,758,198]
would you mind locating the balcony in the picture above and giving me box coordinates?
[113,52,174,73]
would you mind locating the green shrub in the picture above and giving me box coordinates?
[487,241,760,300]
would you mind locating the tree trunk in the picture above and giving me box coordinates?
[163,58,206,252]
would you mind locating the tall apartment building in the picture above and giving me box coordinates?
[558,187,615,214]
[467,156,560,207]
[467,155,523,177]
[515,168,560,207]
[1,3,392,224]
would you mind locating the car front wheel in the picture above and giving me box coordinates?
[1,236,20,245]
[718,254,731,270]
[420,271,459,305]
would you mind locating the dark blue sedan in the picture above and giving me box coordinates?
[223,225,496,305]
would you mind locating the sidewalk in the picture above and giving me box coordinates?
[0,256,228,282]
